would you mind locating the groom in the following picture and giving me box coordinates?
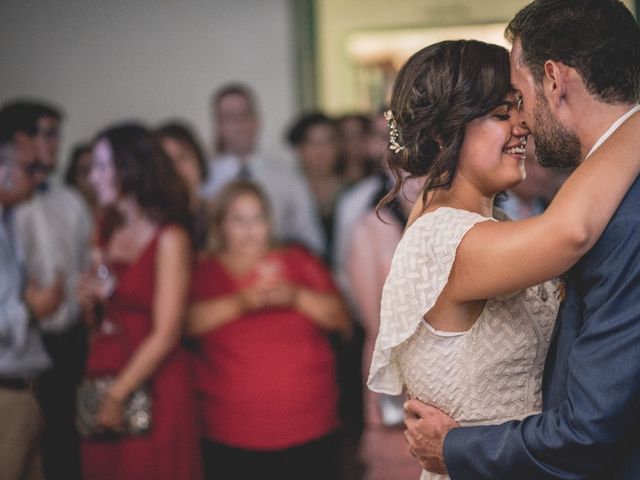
[404,1,640,478]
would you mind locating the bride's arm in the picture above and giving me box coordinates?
[448,111,640,302]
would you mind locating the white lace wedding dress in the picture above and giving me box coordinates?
[368,207,560,480]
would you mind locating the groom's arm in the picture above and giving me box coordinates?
[442,213,640,479]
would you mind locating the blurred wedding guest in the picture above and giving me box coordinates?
[286,112,345,264]
[154,121,209,250]
[201,83,325,254]
[0,105,64,480]
[338,114,375,185]
[7,100,93,480]
[77,123,201,480]
[287,112,366,478]
[346,177,424,480]
[333,109,389,299]
[329,110,390,478]
[64,143,99,217]
[188,180,349,480]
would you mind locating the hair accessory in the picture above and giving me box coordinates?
[383,110,405,154]
[515,94,523,112]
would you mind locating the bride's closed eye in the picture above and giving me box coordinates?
[492,106,512,121]
[492,94,523,121]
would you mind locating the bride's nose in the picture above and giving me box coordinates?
[511,116,530,137]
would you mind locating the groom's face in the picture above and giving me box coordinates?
[509,41,538,131]
[510,40,582,168]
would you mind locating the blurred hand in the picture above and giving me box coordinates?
[24,273,64,320]
[96,393,125,432]
[237,258,296,311]
[255,257,285,284]
[77,271,99,308]
[263,282,298,307]
[403,399,458,474]
[237,284,269,312]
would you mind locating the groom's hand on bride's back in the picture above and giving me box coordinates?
[404,399,459,474]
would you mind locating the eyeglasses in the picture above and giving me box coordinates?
[36,128,60,140]
[23,161,49,176]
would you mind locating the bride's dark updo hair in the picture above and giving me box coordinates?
[381,39,513,210]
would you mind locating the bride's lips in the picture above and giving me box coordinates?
[503,136,527,159]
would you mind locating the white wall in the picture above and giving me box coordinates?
[0,0,297,169]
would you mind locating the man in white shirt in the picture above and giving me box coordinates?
[201,83,325,255]
[0,104,64,480]
[10,101,92,480]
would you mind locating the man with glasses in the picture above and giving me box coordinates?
[6,101,92,480]
[0,105,63,480]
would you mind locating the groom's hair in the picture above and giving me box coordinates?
[506,0,640,104]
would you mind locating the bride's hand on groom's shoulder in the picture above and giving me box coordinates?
[404,399,458,474]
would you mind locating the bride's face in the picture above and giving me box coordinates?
[456,93,530,196]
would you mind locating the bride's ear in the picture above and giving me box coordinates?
[431,131,445,151]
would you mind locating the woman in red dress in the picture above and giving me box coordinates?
[188,180,349,480]
[78,123,201,480]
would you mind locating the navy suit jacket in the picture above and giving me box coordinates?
[444,176,640,479]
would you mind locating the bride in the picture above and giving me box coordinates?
[367,39,640,480]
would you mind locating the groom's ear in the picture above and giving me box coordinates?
[542,60,569,108]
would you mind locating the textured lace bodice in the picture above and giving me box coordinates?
[368,207,559,480]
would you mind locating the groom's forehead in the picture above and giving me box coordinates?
[508,42,528,86]
[509,40,523,65]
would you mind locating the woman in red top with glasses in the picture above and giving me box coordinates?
[188,180,349,480]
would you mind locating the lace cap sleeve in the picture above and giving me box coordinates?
[368,207,493,394]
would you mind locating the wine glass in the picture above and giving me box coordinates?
[91,251,119,335]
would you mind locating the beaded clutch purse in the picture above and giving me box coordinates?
[76,376,152,439]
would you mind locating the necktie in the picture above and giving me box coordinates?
[237,163,251,180]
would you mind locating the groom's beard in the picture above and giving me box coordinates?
[532,91,582,168]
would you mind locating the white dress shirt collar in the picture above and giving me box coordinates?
[585,104,640,159]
